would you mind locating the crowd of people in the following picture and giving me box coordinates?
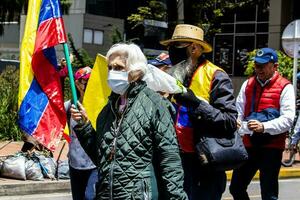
[57,23,298,200]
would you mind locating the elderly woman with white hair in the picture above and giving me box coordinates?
[70,43,188,200]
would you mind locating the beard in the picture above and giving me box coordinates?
[166,58,196,84]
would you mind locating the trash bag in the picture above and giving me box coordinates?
[143,64,186,94]
[1,154,26,180]
[57,160,70,179]
[32,152,56,179]
[25,159,44,181]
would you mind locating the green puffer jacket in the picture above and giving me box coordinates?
[75,81,187,200]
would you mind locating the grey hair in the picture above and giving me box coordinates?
[106,43,148,74]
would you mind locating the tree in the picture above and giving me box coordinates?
[127,0,268,44]
[184,0,268,42]
[126,0,168,45]
[0,0,72,35]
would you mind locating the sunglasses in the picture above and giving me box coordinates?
[170,42,192,48]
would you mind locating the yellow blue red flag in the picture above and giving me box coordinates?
[83,54,111,129]
[18,0,67,151]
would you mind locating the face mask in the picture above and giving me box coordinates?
[168,46,189,65]
[107,70,129,95]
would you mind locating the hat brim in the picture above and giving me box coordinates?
[254,57,270,64]
[160,38,212,53]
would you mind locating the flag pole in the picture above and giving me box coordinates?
[63,43,78,107]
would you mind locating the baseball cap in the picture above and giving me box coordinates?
[254,48,278,64]
[148,53,172,66]
[75,66,92,80]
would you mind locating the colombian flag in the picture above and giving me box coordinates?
[18,0,67,151]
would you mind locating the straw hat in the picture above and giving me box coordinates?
[160,24,212,53]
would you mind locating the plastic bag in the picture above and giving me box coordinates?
[25,159,44,181]
[57,160,70,179]
[143,64,186,94]
[32,152,56,179]
[1,154,26,180]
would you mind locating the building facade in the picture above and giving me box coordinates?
[0,0,298,79]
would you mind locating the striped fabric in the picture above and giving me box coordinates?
[18,0,67,151]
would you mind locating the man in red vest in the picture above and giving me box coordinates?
[229,47,295,200]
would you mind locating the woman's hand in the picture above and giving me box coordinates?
[70,101,89,125]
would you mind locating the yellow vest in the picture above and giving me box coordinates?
[189,60,225,102]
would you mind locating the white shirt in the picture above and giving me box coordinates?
[236,78,295,135]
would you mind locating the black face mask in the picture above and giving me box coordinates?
[168,46,189,65]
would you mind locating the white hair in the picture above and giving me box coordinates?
[106,43,148,74]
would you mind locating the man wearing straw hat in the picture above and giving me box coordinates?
[160,24,238,200]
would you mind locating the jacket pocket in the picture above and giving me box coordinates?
[131,178,151,200]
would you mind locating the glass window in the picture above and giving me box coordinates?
[83,29,93,44]
[214,35,234,75]
[256,34,268,49]
[236,6,256,22]
[94,30,104,45]
[257,3,269,22]
[236,24,255,33]
[234,36,255,76]
[257,23,268,32]
[220,24,234,33]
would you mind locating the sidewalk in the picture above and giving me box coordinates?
[0,141,69,161]
[227,151,300,180]
[0,141,70,196]
[1,141,300,180]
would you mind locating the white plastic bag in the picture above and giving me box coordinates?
[25,159,44,181]
[143,64,186,94]
[1,154,26,180]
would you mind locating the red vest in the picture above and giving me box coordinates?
[243,72,290,149]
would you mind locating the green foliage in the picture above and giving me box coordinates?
[60,0,72,15]
[244,49,296,81]
[68,33,94,68]
[63,77,72,101]
[0,68,22,141]
[74,49,94,68]
[127,0,167,29]
[190,0,267,41]
[111,26,123,44]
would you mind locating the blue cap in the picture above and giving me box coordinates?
[254,48,278,64]
[148,53,172,66]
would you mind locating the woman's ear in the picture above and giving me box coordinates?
[128,70,144,82]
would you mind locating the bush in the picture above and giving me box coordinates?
[244,49,295,81]
[0,68,22,140]
[0,68,73,141]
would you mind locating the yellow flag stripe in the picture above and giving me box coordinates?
[18,0,42,108]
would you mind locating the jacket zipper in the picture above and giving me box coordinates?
[108,101,129,200]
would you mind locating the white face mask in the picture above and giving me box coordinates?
[107,70,130,95]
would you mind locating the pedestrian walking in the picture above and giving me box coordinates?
[160,24,238,200]
[66,66,98,200]
[229,47,295,200]
[70,43,188,200]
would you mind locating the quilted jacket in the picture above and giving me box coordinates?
[75,81,187,200]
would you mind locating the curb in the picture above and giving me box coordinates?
[0,179,70,196]
[226,168,300,181]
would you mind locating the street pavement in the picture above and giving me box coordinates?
[0,141,300,198]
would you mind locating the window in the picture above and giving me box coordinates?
[213,1,269,76]
[94,31,104,45]
[83,29,93,44]
[83,29,104,45]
